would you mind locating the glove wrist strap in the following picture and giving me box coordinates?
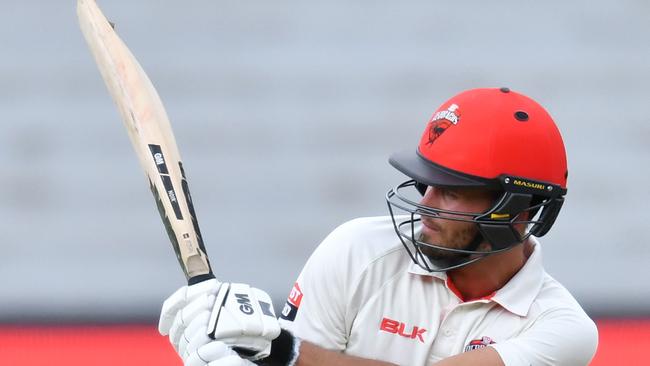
[255,329,300,366]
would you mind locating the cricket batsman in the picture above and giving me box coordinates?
[158,88,598,365]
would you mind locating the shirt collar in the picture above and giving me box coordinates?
[490,239,544,316]
[408,260,447,280]
[407,238,545,317]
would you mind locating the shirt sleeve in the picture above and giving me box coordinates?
[277,222,354,351]
[490,307,599,366]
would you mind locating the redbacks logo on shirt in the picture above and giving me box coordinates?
[279,282,303,322]
[464,336,496,352]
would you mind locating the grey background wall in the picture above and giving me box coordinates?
[1,0,648,322]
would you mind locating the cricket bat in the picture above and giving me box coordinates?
[77,0,214,285]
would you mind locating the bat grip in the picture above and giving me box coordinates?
[188,272,216,286]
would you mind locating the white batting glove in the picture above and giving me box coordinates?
[159,280,281,362]
[206,283,281,360]
[159,278,222,354]
[186,341,255,366]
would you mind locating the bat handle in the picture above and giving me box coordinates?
[188,272,216,286]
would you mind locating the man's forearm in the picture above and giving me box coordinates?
[296,339,504,366]
[296,341,396,366]
[431,347,504,366]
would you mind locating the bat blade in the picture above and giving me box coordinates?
[77,0,214,284]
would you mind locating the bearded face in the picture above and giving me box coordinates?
[415,186,496,263]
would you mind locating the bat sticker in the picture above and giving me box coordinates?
[149,144,183,220]
[150,180,188,279]
[179,161,208,253]
[149,144,170,174]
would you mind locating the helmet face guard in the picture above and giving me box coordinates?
[387,88,569,272]
[386,178,565,272]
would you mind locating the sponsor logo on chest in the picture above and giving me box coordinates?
[379,317,427,343]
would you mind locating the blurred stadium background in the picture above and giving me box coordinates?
[1,0,649,364]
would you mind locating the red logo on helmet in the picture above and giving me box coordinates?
[427,104,460,145]
[464,336,496,352]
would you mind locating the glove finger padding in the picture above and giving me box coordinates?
[159,278,220,335]
[207,283,281,360]
[183,324,211,360]
[159,286,189,336]
[186,341,253,366]
[170,293,216,351]
[208,354,256,366]
[179,311,211,357]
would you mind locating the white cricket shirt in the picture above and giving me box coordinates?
[278,216,598,366]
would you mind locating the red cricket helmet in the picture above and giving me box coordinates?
[391,87,567,190]
[386,88,568,272]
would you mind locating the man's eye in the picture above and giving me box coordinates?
[443,190,458,199]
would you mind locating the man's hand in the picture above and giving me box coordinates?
[206,283,281,360]
[159,278,221,355]
[159,280,281,361]
[185,341,255,366]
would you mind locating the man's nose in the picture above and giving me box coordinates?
[419,186,440,208]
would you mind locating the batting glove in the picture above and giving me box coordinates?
[159,281,281,361]
[159,279,222,353]
[186,332,301,366]
[185,340,255,366]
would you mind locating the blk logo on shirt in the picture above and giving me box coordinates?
[379,317,427,343]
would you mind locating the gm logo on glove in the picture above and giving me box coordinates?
[236,293,254,315]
